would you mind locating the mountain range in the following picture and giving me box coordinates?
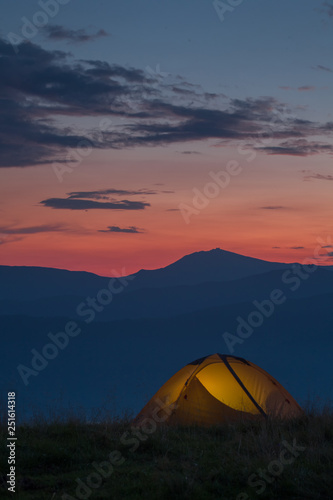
[1,248,332,420]
[0,248,303,300]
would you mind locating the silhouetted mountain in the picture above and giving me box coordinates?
[127,248,293,289]
[0,266,110,301]
[1,248,332,420]
[0,248,298,302]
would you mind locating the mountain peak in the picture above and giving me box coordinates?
[132,248,289,289]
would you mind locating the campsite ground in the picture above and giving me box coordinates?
[1,407,332,499]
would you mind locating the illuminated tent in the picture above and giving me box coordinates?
[134,354,303,426]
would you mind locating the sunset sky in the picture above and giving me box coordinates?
[0,0,332,276]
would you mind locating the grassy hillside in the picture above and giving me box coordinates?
[1,408,332,499]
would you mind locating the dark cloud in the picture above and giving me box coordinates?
[0,235,22,245]
[327,251,333,256]
[165,208,180,212]
[180,150,202,155]
[320,122,333,132]
[260,206,286,210]
[0,37,332,168]
[0,223,67,234]
[289,246,305,250]
[116,97,290,148]
[322,245,333,248]
[303,173,333,181]
[298,86,316,91]
[323,1,333,17]
[0,37,148,167]
[118,99,332,151]
[0,223,70,244]
[40,198,150,210]
[67,188,157,200]
[272,246,281,249]
[83,59,148,83]
[314,64,333,73]
[99,226,144,234]
[170,86,197,96]
[278,85,317,91]
[42,25,109,43]
[257,140,333,156]
[39,188,172,211]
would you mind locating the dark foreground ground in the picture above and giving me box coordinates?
[0,407,332,500]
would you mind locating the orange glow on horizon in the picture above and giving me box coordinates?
[1,151,332,275]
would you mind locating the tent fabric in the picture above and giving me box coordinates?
[134,354,303,426]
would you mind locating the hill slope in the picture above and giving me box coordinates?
[1,266,332,321]
[127,248,292,289]
[1,412,332,499]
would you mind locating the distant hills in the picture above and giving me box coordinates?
[1,267,333,321]
[0,247,312,301]
[126,248,292,289]
[0,248,332,320]
[0,265,109,301]
[1,248,332,420]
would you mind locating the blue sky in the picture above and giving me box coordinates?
[3,0,332,110]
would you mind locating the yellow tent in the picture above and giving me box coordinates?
[134,354,303,426]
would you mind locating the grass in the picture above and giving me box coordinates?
[1,407,333,500]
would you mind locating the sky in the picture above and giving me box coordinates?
[0,0,332,276]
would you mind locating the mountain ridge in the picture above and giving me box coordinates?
[1,267,333,321]
[1,247,331,301]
